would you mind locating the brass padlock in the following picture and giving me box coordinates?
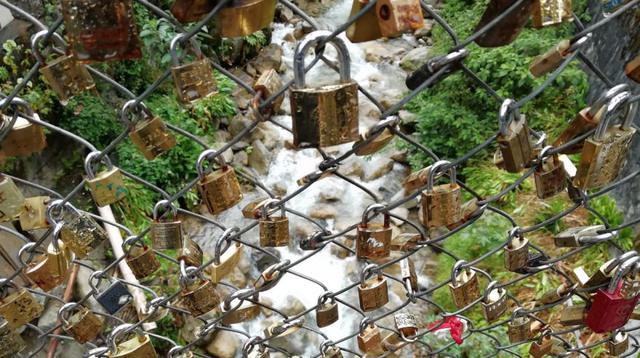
[358,264,389,312]
[573,91,637,189]
[400,258,418,296]
[59,303,103,343]
[504,228,529,272]
[0,175,25,222]
[53,201,108,258]
[170,35,218,104]
[19,196,50,231]
[242,198,270,219]
[179,265,220,316]
[448,260,480,309]
[507,307,530,343]
[473,0,536,47]
[0,318,26,356]
[254,69,284,114]
[536,282,575,306]
[290,31,359,148]
[626,55,640,83]
[214,0,277,38]
[608,330,629,356]
[357,319,383,353]
[316,291,339,328]
[529,329,553,358]
[170,0,215,23]
[356,203,392,260]
[481,281,507,322]
[394,312,418,342]
[220,288,260,324]
[123,237,160,279]
[177,236,203,268]
[0,280,44,329]
[529,39,571,78]
[122,101,176,160]
[259,199,289,247]
[353,117,397,156]
[196,149,243,215]
[531,0,572,28]
[61,0,142,63]
[421,160,462,229]
[375,0,424,38]
[534,147,567,199]
[208,227,243,283]
[497,99,533,172]
[320,341,343,358]
[21,228,70,292]
[0,98,47,157]
[554,225,612,247]
[574,251,635,289]
[559,304,586,326]
[84,152,128,207]
[89,272,134,315]
[346,0,382,43]
[150,200,184,250]
[108,324,157,358]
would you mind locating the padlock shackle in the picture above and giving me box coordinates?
[537,145,555,163]
[361,203,390,228]
[576,225,617,245]
[360,263,381,286]
[450,259,469,283]
[213,227,240,265]
[196,149,228,178]
[483,280,501,301]
[108,323,138,354]
[241,336,262,357]
[498,98,522,136]
[223,287,257,310]
[120,99,153,127]
[260,198,285,219]
[293,31,351,88]
[30,30,67,64]
[17,242,41,266]
[58,302,81,326]
[588,83,630,117]
[0,97,35,118]
[169,33,205,66]
[364,116,400,140]
[50,221,64,251]
[608,255,640,293]
[320,340,339,356]
[426,160,456,191]
[46,198,80,226]
[593,91,633,140]
[604,251,638,275]
[167,345,187,358]
[427,49,469,73]
[317,291,335,305]
[511,306,527,320]
[84,151,115,180]
[152,199,179,220]
[179,260,202,286]
[121,235,145,255]
[359,317,375,332]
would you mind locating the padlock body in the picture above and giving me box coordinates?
[559,305,586,326]
[375,0,424,38]
[357,325,382,352]
[129,116,176,160]
[625,55,640,83]
[504,237,529,272]
[208,243,242,283]
[86,167,128,207]
[197,167,243,215]
[531,0,572,28]
[170,0,215,23]
[0,320,25,356]
[39,54,96,103]
[60,212,108,258]
[573,127,636,190]
[585,286,638,333]
[221,300,260,324]
[497,117,533,172]
[0,289,44,329]
[254,69,284,113]
[127,246,160,279]
[609,334,629,356]
[529,40,570,77]
[96,281,133,315]
[63,307,103,343]
[553,107,600,154]
[61,0,142,63]
[171,59,218,104]
[347,0,383,43]
[394,313,418,338]
[112,334,157,358]
[216,0,277,37]
[354,128,394,156]
[356,223,392,260]
[181,280,220,316]
[535,156,567,199]
[474,0,536,47]
[151,220,183,250]
[19,196,49,231]
[507,317,530,343]
[448,269,480,308]
[177,237,203,268]
[290,82,359,148]
[0,115,47,157]
[529,336,553,358]
[0,176,25,222]
[358,277,389,312]
[421,183,462,228]
[316,302,339,327]
[259,216,289,247]
[481,290,507,322]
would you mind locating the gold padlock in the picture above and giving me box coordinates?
[353,118,397,156]
[122,101,176,160]
[61,0,142,63]
[220,288,261,325]
[108,324,157,358]
[608,330,629,356]
[507,307,530,343]
[473,0,536,48]
[21,226,70,292]
[259,199,289,247]
[497,99,533,173]
[376,0,423,38]
[170,35,218,104]
[59,303,103,343]
[84,152,128,207]
[254,69,284,114]
[358,264,389,312]
[0,318,26,356]
[177,236,204,268]
[504,228,529,272]
[316,291,339,328]
[215,0,277,38]
[357,318,383,353]
[179,265,220,316]
[534,147,567,199]
[208,227,243,283]
[531,0,572,28]
[290,31,359,148]
[19,196,50,231]
[0,280,44,329]
[390,232,421,252]
[320,341,344,358]
[53,200,108,258]
[196,149,243,215]
[150,200,184,250]
[346,0,382,43]
[481,281,507,322]
[0,98,47,157]
[448,260,480,309]
[170,0,215,23]
[0,175,25,222]
[559,305,586,326]
[421,160,462,229]
[356,203,392,260]
[123,237,160,279]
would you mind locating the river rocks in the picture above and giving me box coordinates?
[309,204,338,219]
[400,46,431,72]
[248,140,271,174]
[251,247,281,271]
[247,44,284,76]
[205,330,241,357]
[282,295,306,316]
[229,114,253,137]
[362,156,395,181]
[318,180,345,202]
[233,150,249,166]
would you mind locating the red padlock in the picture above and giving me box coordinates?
[585,255,640,333]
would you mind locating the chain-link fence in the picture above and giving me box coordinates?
[1,0,640,356]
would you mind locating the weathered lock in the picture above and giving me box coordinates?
[375,0,424,38]
[621,261,640,302]
[53,200,108,258]
[421,160,462,229]
[170,35,218,104]
[264,318,304,338]
[170,0,215,23]
[608,330,629,356]
[316,291,339,327]
[19,196,50,231]
[481,281,507,322]
[574,91,637,189]
[626,55,640,83]
[90,272,133,315]
[84,152,128,207]
[0,280,44,329]
[554,225,614,247]
[122,101,176,160]
[243,337,270,358]
[242,198,271,219]
[220,288,260,324]
[390,233,421,252]
[400,258,418,296]
[358,264,389,312]
[585,256,640,333]
[531,0,572,28]
[507,308,530,343]
[559,304,586,326]
[320,341,343,358]
[178,236,203,268]
[356,204,392,260]
[0,318,25,356]
[108,324,157,358]
[497,99,533,172]
[394,312,418,342]
[254,261,288,291]
[536,282,575,306]
[534,147,567,199]
[214,0,277,38]
[353,117,397,156]
[529,330,553,358]
[290,31,359,148]
[179,265,220,316]
[61,0,142,63]
[196,149,243,215]
[21,226,70,291]
[123,237,160,279]
[504,228,529,272]
[254,69,285,114]
[574,251,636,289]
[346,0,382,43]
[150,200,184,250]
[530,39,571,78]
[300,231,327,251]
[0,175,25,222]
[59,303,103,343]
[258,199,289,247]
[601,0,631,15]
[209,228,242,283]
[0,98,47,157]
[448,260,480,309]
[473,0,536,47]
[357,319,383,353]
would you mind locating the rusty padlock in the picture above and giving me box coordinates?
[150,200,184,250]
[448,260,480,309]
[59,302,103,343]
[170,0,215,23]
[357,318,383,353]
[358,264,389,312]
[353,117,397,156]
[259,199,290,247]
[421,160,462,229]
[220,288,261,325]
[356,203,392,260]
[497,99,533,172]
[0,280,44,329]
[504,228,529,272]
[51,200,108,258]
[534,146,567,199]
[179,264,220,316]
[214,0,277,38]
[123,236,160,279]
[170,34,218,104]
[316,291,339,327]
[473,0,536,47]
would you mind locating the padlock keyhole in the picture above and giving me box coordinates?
[379,5,391,20]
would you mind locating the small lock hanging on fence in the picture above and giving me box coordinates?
[177,236,204,268]
[220,288,261,324]
[534,146,567,199]
[394,312,418,342]
[170,0,215,23]
[259,199,290,247]
[31,31,96,104]
[243,338,270,358]
[608,330,629,356]
[51,200,108,258]
[346,0,382,43]
[108,324,158,358]
[122,101,176,160]
[625,55,640,83]
[208,228,243,283]
[507,307,531,343]
[59,303,103,344]
[316,291,339,328]
[123,236,160,280]
[531,0,572,28]
[254,69,285,115]
[0,279,44,329]
[170,35,218,104]
[0,97,47,158]
[89,272,134,315]
[401,258,418,295]
[504,228,529,272]
[496,99,534,173]
[358,264,389,312]
[353,117,397,156]
[375,0,424,38]
[448,260,480,309]
[290,31,359,148]
[0,318,26,356]
[19,196,50,231]
[150,200,184,250]
[0,175,25,222]
[320,341,343,358]
[356,203,392,260]
[84,151,128,207]
[572,251,635,289]
[179,263,221,316]
[530,35,590,78]
[357,318,383,353]
[559,304,586,326]
[481,281,507,322]
[196,149,243,215]
[554,225,614,247]
[21,224,71,292]
[473,0,536,47]
[536,282,575,306]
[61,0,142,63]
[529,329,553,358]
[214,0,277,38]
[421,160,462,229]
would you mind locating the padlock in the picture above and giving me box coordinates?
[196,149,243,215]
[320,341,343,358]
[177,237,203,268]
[61,0,142,63]
[170,35,218,104]
[400,258,418,295]
[559,304,586,326]
[504,228,529,272]
[447,198,486,231]
[585,255,640,333]
[258,199,289,247]
[208,228,243,283]
[90,272,133,315]
[0,318,25,356]
[21,226,70,291]
[353,117,396,156]
[497,99,533,172]
[403,166,431,194]
[394,312,418,342]
[254,69,285,114]
[625,55,640,83]
[448,260,480,309]
[242,198,270,219]
[575,252,636,289]
[602,0,631,14]
[357,319,383,353]
[108,324,157,358]
[220,288,260,324]
[421,160,462,229]
[254,261,287,291]
[507,308,530,343]
[380,332,404,353]
[358,264,389,312]
[84,152,128,207]
[242,337,270,358]
[536,282,575,306]
[214,0,277,38]
[529,330,553,358]
[0,280,44,329]
[608,330,629,356]
[356,203,392,260]
[375,0,424,38]
[0,175,25,222]
[621,260,640,300]
[390,233,421,252]
[170,0,215,23]
[179,265,220,316]
[534,147,567,199]
[554,225,613,247]
[473,0,536,47]
[531,0,572,28]
[574,91,637,189]
[316,291,339,327]
[264,318,304,338]
[55,201,109,258]
[405,49,469,90]
[290,31,359,148]
[123,237,160,279]
[300,231,327,251]
[150,200,184,250]
[481,281,507,322]
[0,98,47,157]
[529,39,571,77]
[122,101,176,160]
[59,303,103,343]
[19,196,50,231]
